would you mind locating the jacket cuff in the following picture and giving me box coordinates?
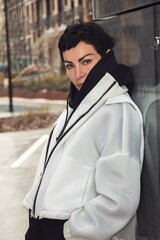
[64,220,72,239]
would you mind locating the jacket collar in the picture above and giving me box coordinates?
[68,50,134,109]
[68,73,128,124]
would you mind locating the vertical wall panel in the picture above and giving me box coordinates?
[92,1,160,239]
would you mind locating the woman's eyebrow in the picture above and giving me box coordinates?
[64,60,72,64]
[64,53,93,64]
[78,53,93,62]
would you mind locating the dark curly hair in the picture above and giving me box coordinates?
[58,19,115,61]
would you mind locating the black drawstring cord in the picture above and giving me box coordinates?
[56,98,69,142]
[56,93,77,142]
[32,125,56,217]
[29,209,31,224]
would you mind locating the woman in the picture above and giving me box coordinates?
[24,20,144,240]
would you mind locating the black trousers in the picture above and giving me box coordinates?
[25,217,67,240]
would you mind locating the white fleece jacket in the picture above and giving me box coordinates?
[23,73,144,240]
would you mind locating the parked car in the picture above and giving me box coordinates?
[18,64,55,81]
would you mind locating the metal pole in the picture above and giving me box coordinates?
[4,0,13,112]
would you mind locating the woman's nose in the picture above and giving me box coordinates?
[75,65,84,79]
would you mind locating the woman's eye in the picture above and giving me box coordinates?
[65,64,73,69]
[83,59,92,65]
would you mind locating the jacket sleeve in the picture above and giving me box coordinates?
[64,102,144,240]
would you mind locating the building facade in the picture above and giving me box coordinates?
[5,0,92,72]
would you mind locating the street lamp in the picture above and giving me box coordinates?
[4,0,13,112]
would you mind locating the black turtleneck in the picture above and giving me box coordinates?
[68,50,134,109]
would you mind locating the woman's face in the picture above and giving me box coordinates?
[63,41,101,90]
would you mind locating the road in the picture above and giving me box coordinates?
[0,128,50,240]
